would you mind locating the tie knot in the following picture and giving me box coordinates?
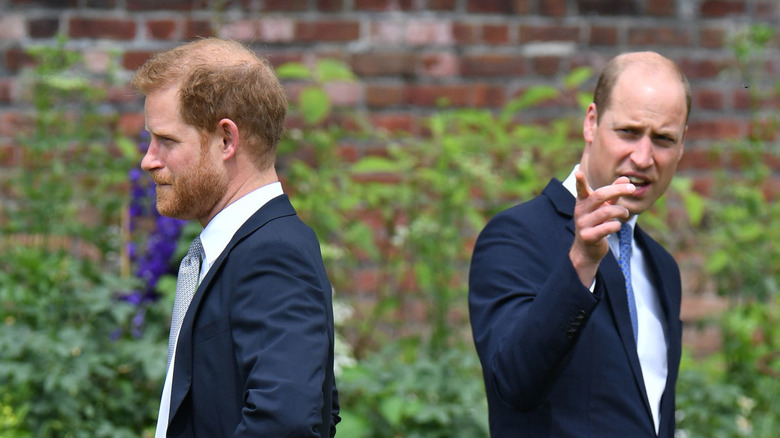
[188,236,203,258]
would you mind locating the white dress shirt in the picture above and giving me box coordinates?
[562,166,668,434]
[155,182,284,437]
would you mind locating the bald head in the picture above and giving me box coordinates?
[593,52,691,124]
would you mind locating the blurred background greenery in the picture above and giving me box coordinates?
[0,24,778,437]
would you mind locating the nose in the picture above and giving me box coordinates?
[140,139,161,172]
[630,136,654,169]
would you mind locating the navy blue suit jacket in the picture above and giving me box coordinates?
[469,179,682,437]
[166,195,339,437]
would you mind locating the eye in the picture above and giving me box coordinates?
[653,134,676,145]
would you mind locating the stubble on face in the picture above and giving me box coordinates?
[152,145,228,222]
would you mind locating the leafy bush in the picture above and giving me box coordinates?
[675,23,780,438]
[0,38,166,437]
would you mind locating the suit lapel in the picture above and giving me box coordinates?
[599,252,654,421]
[168,194,298,426]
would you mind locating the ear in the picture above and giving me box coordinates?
[217,118,240,161]
[583,103,598,144]
[678,125,687,161]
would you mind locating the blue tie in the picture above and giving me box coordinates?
[618,223,639,343]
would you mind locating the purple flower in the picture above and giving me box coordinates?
[116,132,187,338]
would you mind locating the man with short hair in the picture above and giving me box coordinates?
[469,52,688,437]
[132,38,339,437]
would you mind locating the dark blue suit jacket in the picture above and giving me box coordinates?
[166,195,339,437]
[469,179,682,437]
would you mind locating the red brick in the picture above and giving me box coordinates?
[352,52,416,76]
[590,25,618,45]
[466,0,515,13]
[429,0,457,10]
[324,82,363,107]
[28,18,60,38]
[420,52,458,77]
[686,119,747,140]
[127,0,203,11]
[355,0,414,10]
[512,0,532,13]
[146,20,178,40]
[682,324,722,357]
[265,52,304,68]
[733,88,752,110]
[679,58,729,79]
[366,84,405,108]
[647,0,675,16]
[295,20,360,42]
[86,0,117,7]
[69,18,136,40]
[122,51,154,70]
[117,112,146,137]
[0,79,12,103]
[755,1,778,17]
[406,20,453,45]
[452,23,478,44]
[368,113,417,133]
[10,0,77,7]
[405,84,471,107]
[700,0,746,16]
[185,20,214,38]
[532,56,561,76]
[4,47,36,72]
[628,27,690,46]
[677,148,711,171]
[539,0,567,16]
[699,27,726,48]
[520,24,579,43]
[578,0,639,15]
[694,88,724,110]
[263,0,309,11]
[472,83,506,107]
[461,54,524,77]
[316,0,344,11]
[483,24,510,44]
[681,293,728,321]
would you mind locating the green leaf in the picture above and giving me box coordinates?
[299,86,330,125]
[315,59,355,82]
[115,137,140,161]
[351,156,401,174]
[564,66,593,90]
[275,62,312,80]
[379,395,405,427]
[334,411,372,437]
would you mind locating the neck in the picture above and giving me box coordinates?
[198,167,279,227]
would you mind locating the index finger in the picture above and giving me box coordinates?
[574,170,592,201]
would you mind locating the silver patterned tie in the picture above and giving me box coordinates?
[168,236,202,366]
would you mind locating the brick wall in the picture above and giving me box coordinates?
[1,0,778,355]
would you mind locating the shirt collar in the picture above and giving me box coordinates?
[199,181,284,270]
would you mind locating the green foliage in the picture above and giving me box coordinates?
[0,38,163,436]
[675,353,750,438]
[337,343,489,438]
[675,23,780,438]
[278,59,592,435]
[279,60,591,357]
